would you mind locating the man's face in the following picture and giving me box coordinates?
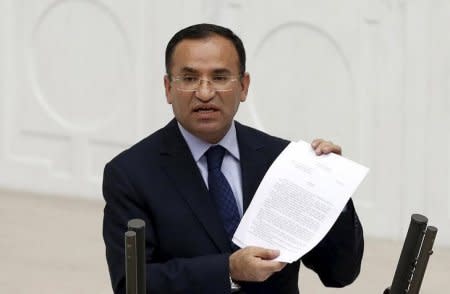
[164,35,250,144]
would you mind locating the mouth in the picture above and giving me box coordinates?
[193,105,219,113]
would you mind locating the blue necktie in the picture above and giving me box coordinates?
[206,146,241,245]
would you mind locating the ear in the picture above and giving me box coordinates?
[239,72,250,102]
[164,75,173,104]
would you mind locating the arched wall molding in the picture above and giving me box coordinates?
[248,21,354,131]
[246,21,358,148]
[28,0,134,133]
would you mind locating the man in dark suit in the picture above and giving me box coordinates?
[103,23,363,293]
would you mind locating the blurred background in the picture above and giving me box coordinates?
[0,0,449,293]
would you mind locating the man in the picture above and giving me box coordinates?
[103,23,363,294]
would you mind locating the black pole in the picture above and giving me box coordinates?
[389,214,428,293]
[125,231,137,294]
[128,219,146,294]
[408,226,438,294]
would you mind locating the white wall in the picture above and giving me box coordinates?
[0,0,449,246]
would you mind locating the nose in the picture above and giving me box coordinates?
[195,80,215,102]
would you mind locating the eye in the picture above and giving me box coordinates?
[182,76,198,83]
[212,75,230,82]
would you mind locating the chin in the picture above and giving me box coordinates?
[194,126,226,143]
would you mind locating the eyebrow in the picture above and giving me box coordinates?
[212,68,232,75]
[177,67,232,75]
[178,67,199,75]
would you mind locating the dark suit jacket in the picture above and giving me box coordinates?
[103,119,364,294]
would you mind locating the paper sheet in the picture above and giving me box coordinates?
[232,141,369,262]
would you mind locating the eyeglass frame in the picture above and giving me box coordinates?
[169,74,242,92]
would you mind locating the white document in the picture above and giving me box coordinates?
[232,141,369,263]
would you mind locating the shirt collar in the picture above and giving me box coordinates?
[177,121,240,162]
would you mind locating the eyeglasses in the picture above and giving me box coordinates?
[171,75,240,92]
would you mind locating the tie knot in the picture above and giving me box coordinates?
[206,145,226,171]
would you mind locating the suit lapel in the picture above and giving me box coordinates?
[159,120,230,252]
[235,122,272,212]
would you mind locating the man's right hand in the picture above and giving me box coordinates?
[229,246,287,282]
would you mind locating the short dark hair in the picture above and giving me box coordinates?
[165,23,246,76]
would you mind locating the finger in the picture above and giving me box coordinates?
[274,262,287,272]
[253,248,280,260]
[312,138,327,155]
[313,141,341,155]
[317,141,331,153]
[320,142,341,155]
[311,138,324,149]
[330,144,342,155]
[315,141,327,155]
[255,259,286,273]
[265,261,286,272]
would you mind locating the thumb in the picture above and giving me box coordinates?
[255,248,280,260]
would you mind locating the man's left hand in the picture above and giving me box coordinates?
[311,139,342,155]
